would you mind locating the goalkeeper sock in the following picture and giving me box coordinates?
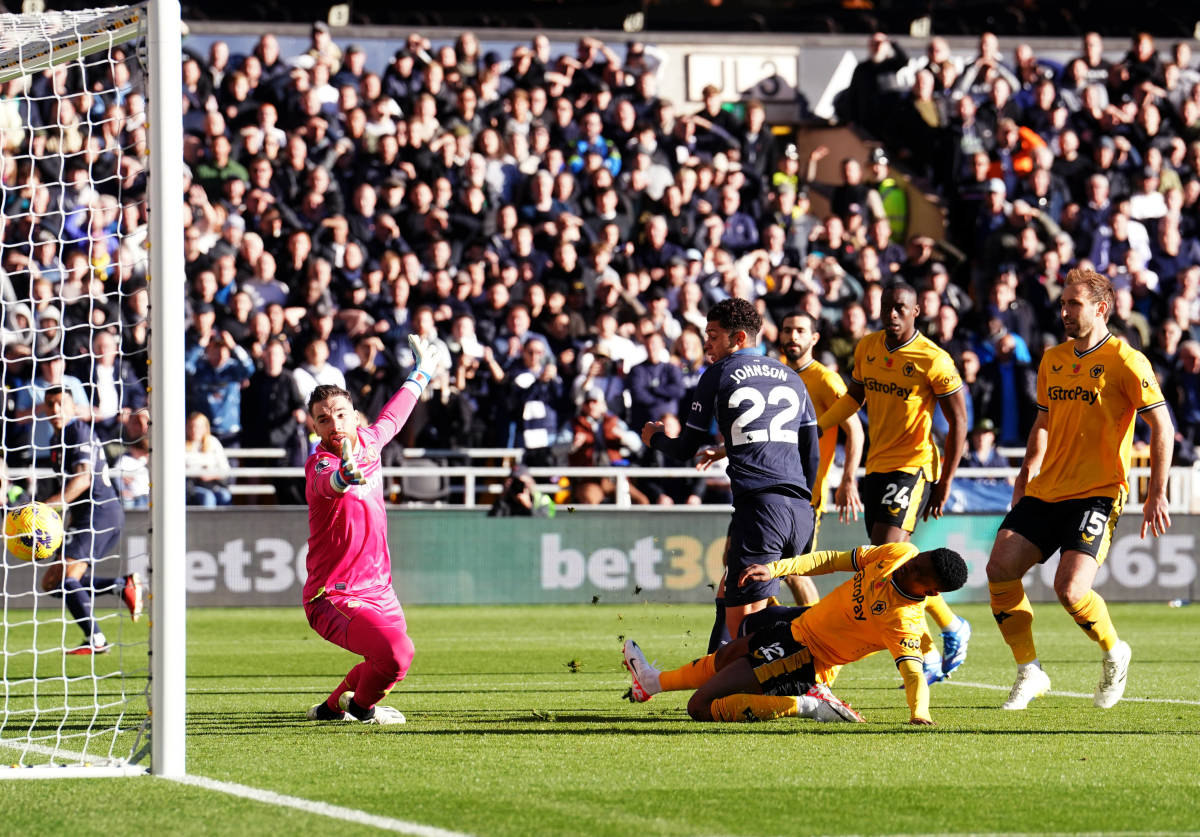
[925,594,956,630]
[710,694,799,722]
[989,579,1038,665]
[1063,590,1117,651]
[344,696,375,722]
[707,598,729,653]
[61,576,98,639]
[659,654,717,692]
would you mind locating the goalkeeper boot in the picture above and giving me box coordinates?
[622,639,661,702]
[1094,640,1131,709]
[940,618,971,677]
[339,691,406,725]
[803,683,865,723]
[66,632,110,656]
[123,573,143,623]
[1001,665,1051,710]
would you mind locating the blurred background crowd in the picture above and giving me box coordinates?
[2,9,1199,508]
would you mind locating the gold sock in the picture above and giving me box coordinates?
[925,593,955,630]
[659,655,716,692]
[989,579,1038,665]
[1064,590,1117,651]
[710,694,799,722]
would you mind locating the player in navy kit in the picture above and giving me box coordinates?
[641,298,819,639]
[38,387,140,655]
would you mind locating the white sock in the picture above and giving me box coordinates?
[1018,659,1041,672]
[1103,643,1123,661]
[796,695,818,719]
[91,631,107,648]
[944,616,964,633]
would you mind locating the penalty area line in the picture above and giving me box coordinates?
[169,774,474,836]
[944,679,1200,706]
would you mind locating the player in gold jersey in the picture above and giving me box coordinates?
[818,282,971,682]
[621,543,969,724]
[987,269,1173,710]
[780,312,864,603]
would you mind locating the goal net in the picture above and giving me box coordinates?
[0,1,184,778]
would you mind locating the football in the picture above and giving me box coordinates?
[4,502,64,562]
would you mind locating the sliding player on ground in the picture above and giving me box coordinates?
[818,281,971,682]
[988,269,1173,709]
[623,543,968,724]
[304,335,437,725]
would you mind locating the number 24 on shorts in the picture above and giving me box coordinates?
[882,482,911,509]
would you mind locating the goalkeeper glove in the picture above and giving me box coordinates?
[331,438,366,492]
[407,334,439,390]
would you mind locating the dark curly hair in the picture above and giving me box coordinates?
[707,297,762,339]
[924,547,968,592]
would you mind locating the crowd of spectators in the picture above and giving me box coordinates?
[3,24,1200,508]
[842,29,1200,470]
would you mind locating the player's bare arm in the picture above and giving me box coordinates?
[835,412,864,522]
[1140,404,1173,539]
[1012,410,1049,504]
[926,387,967,521]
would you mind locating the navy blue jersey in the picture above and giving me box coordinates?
[47,418,121,527]
[684,351,818,499]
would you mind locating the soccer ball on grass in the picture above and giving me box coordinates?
[4,502,64,562]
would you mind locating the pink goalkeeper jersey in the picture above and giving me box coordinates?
[302,381,422,604]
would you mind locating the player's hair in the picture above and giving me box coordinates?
[924,548,969,592]
[1064,267,1115,320]
[781,310,820,336]
[882,279,917,304]
[307,384,354,414]
[707,297,762,338]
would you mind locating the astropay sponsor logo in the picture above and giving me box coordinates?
[1047,385,1099,404]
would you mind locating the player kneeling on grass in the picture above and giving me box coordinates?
[623,543,968,725]
[304,335,437,726]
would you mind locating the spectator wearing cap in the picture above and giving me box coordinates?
[185,328,256,446]
[868,147,908,242]
[568,387,647,505]
[949,418,1013,513]
[306,20,342,70]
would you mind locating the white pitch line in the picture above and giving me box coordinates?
[170,774,474,837]
[944,679,1200,706]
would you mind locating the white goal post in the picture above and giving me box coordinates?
[0,0,184,778]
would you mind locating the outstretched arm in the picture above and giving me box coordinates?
[374,335,439,445]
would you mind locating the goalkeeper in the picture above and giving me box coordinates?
[304,335,438,726]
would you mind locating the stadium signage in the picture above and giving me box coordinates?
[6,510,1193,606]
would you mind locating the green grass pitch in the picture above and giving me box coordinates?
[1,602,1198,835]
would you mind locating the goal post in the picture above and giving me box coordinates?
[0,0,185,778]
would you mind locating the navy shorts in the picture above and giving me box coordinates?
[62,503,125,564]
[747,621,818,697]
[725,494,815,607]
[738,605,811,638]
